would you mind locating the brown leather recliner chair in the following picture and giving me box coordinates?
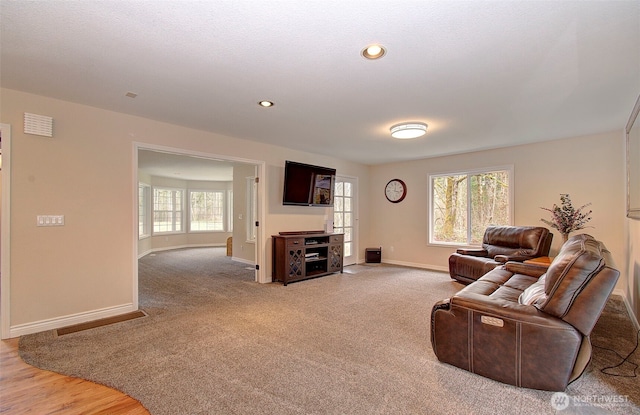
[431,234,620,391]
[448,226,552,284]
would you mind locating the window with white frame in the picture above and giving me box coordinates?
[430,167,513,245]
[153,187,184,233]
[228,190,233,232]
[189,190,225,231]
[138,183,150,238]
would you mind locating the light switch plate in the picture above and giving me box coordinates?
[37,215,64,227]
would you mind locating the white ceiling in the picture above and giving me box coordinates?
[1,1,639,167]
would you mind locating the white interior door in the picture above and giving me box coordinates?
[333,176,357,265]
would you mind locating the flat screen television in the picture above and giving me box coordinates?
[283,160,336,207]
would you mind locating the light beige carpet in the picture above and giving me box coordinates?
[19,247,640,414]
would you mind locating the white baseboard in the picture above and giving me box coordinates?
[613,289,640,331]
[138,243,225,259]
[231,256,254,266]
[9,303,137,338]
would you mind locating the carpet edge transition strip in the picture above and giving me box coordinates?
[56,310,148,336]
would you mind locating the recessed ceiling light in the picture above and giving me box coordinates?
[361,44,386,60]
[258,100,274,107]
[390,122,428,139]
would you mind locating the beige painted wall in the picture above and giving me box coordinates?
[368,131,626,293]
[1,88,371,333]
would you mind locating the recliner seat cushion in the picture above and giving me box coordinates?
[519,276,546,305]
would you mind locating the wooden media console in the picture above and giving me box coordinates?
[272,232,344,285]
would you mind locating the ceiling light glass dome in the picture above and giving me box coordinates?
[390,122,428,139]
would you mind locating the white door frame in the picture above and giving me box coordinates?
[0,124,12,339]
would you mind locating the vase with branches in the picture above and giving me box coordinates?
[540,194,592,243]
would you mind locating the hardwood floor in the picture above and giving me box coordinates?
[0,338,149,414]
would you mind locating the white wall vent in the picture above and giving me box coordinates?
[24,113,53,137]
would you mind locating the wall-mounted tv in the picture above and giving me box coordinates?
[283,160,336,207]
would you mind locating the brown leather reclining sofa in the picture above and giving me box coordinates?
[449,226,553,284]
[431,234,620,391]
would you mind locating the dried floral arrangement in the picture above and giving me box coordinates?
[540,194,592,242]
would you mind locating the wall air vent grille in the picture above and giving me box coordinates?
[24,113,53,137]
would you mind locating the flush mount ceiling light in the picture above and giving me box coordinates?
[258,100,274,107]
[361,44,386,60]
[390,122,428,139]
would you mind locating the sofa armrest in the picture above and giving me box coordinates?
[504,261,548,278]
[494,254,539,263]
[493,254,508,263]
[456,248,488,257]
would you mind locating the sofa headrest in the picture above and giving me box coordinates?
[533,234,606,318]
[482,226,550,258]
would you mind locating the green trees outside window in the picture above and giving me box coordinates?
[431,169,511,245]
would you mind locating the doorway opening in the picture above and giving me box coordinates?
[134,143,266,309]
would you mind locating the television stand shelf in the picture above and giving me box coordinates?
[272,232,344,285]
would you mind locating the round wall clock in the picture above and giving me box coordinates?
[385,179,407,203]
